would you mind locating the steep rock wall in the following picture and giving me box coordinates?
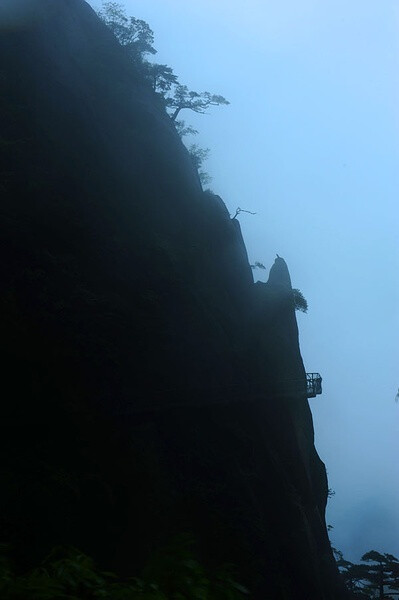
[0,1,348,598]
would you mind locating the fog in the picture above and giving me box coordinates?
[90,0,399,561]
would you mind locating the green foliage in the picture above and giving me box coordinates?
[292,289,308,313]
[97,2,229,120]
[143,535,249,600]
[359,551,399,599]
[250,262,266,271]
[362,551,388,564]
[174,120,199,139]
[333,547,399,598]
[143,63,178,93]
[0,539,249,600]
[188,144,211,186]
[97,2,229,188]
[98,2,156,63]
[166,85,229,122]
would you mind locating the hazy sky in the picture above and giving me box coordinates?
[90,0,399,561]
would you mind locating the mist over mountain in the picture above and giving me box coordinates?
[1,1,396,599]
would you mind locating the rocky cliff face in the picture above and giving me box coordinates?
[1,1,347,598]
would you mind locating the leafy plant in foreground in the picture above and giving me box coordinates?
[0,538,249,600]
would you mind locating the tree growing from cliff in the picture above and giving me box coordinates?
[231,207,257,219]
[250,261,266,270]
[292,288,308,313]
[97,3,229,117]
[144,62,178,93]
[188,144,212,186]
[98,1,156,63]
[166,85,230,121]
[97,2,229,187]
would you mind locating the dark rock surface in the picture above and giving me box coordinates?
[0,1,348,597]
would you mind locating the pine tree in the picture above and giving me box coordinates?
[360,551,399,599]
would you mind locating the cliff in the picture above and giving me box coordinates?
[0,1,347,597]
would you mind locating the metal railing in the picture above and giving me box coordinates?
[306,373,322,398]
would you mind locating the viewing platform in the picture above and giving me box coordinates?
[306,373,322,398]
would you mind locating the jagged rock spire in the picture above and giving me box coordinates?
[267,255,292,288]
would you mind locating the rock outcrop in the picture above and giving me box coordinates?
[0,1,348,597]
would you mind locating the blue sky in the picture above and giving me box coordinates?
[90,0,399,562]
